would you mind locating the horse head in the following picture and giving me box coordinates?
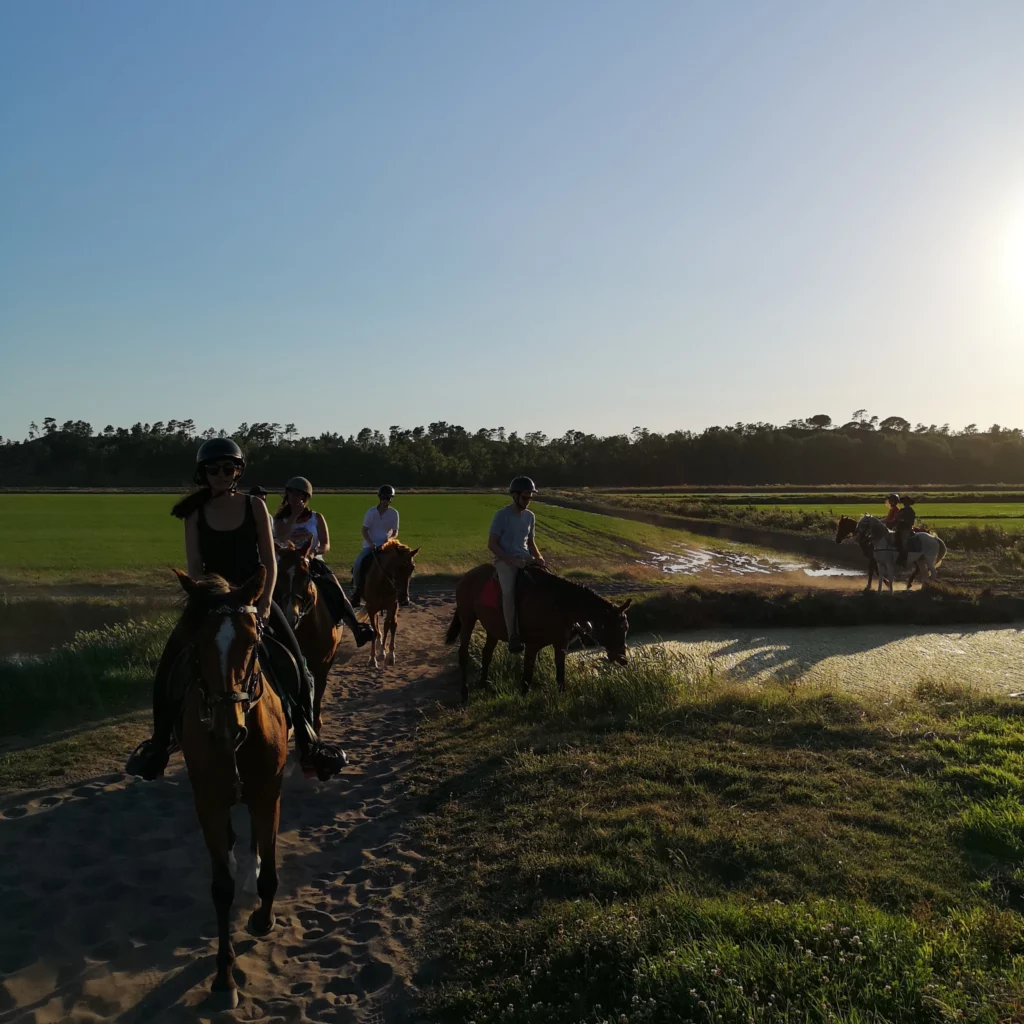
[834,516,858,544]
[274,540,317,630]
[377,541,420,607]
[594,598,631,666]
[175,566,266,752]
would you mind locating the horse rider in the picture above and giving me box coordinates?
[125,439,348,782]
[488,476,546,654]
[894,495,917,567]
[351,485,400,606]
[273,476,375,645]
[883,492,900,529]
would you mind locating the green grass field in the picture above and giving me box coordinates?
[746,503,1024,527]
[0,494,770,587]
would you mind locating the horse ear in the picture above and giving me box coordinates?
[410,547,421,558]
[174,568,201,596]
[618,599,632,614]
[236,566,267,606]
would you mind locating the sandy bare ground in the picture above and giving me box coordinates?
[0,598,457,1024]
[639,623,1024,697]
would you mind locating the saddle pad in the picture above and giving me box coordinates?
[481,576,501,609]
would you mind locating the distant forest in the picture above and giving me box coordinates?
[2,413,1024,488]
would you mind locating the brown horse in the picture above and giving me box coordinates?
[174,567,288,1011]
[273,540,341,732]
[362,539,420,668]
[444,564,631,703]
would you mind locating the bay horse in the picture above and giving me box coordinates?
[362,539,420,668]
[174,566,288,1011]
[273,540,341,732]
[444,564,631,704]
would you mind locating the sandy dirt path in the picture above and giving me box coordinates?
[638,622,1024,697]
[0,598,457,1024]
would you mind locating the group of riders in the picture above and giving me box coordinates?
[126,439,543,784]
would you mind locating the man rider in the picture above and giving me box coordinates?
[895,495,916,567]
[351,486,399,606]
[488,476,546,654]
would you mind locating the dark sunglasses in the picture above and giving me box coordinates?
[205,462,239,476]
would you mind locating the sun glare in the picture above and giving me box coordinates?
[999,196,1024,314]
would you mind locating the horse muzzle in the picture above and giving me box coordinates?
[607,652,628,666]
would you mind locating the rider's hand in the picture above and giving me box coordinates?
[533,556,547,567]
[256,598,272,624]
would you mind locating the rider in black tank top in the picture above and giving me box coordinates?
[198,497,261,585]
[124,437,349,783]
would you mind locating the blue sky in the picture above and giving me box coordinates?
[2,1,1023,441]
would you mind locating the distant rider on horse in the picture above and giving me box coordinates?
[894,495,917,567]
[884,492,900,529]
[126,439,349,782]
[488,476,546,654]
[351,485,400,606]
[273,476,374,645]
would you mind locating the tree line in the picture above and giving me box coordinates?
[2,413,1023,488]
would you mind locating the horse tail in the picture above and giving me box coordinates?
[934,536,947,567]
[444,609,461,646]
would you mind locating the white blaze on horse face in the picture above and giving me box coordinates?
[216,616,236,685]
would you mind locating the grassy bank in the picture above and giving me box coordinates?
[413,642,1024,1023]
[0,616,171,738]
[627,582,1024,633]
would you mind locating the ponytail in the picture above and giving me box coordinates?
[171,487,212,520]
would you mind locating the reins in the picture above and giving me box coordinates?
[371,547,400,595]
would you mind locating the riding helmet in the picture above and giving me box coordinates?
[377,484,396,499]
[194,438,245,484]
[509,475,538,495]
[887,492,900,502]
[285,476,313,497]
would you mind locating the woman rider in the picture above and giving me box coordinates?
[125,439,348,782]
[883,493,900,529]
[273,477,375,644]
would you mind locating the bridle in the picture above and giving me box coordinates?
[278,564,317,629]
[195,604,265,722]
[194,602,265,803]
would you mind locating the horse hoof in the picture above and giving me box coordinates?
[247,909,276,937]
[385,652,395,666]
[369,658,381,669]
[209,984,239,1010]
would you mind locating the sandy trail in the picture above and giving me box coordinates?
[637,622,1024,697]
[0,598,456,1024]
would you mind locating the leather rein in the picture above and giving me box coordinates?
[195,603,266,723]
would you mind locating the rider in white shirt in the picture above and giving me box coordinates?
[351,485,400,605]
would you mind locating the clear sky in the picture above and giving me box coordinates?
[2,1,1023,442]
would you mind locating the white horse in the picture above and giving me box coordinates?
[852,515,946,592]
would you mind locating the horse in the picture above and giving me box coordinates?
[362,539,420,668]
[173,566,288,1011]
[839,515,945,592]
[273,540,341,732]
[444,564,631,704]
[834,515,885,590]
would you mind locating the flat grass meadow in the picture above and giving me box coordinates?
[414,641,1024,1023]
[0,493,769,587]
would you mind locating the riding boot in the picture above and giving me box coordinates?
[125,622,189,780]
[311,562,374,646]
[265,603,348,781]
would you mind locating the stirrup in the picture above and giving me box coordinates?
[301,741,348,782]
[125,738,170,781]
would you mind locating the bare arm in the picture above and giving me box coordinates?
[184,512,204,579]
[489,533,524,568]
[253,498,278,619]
[315,512,330,556]
[527,536,544,564]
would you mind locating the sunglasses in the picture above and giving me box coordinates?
[205,462,239,476]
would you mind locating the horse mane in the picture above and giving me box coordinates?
[379,538,414,556]
[179,574,235,624]
[523,569,619,616]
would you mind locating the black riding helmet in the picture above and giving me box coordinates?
[378,485,395,499]
[194,438,245,485]
[510,475,538,495]
[886,492,900,503]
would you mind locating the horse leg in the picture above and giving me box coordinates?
[246,795,280,937]
[521,645,538,695]
[368,613,381,668]
[479,633,497,690]
[554,645,567,693]
[200,809,238,1008]
[385,606,397,666]
[458,614,477,704]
